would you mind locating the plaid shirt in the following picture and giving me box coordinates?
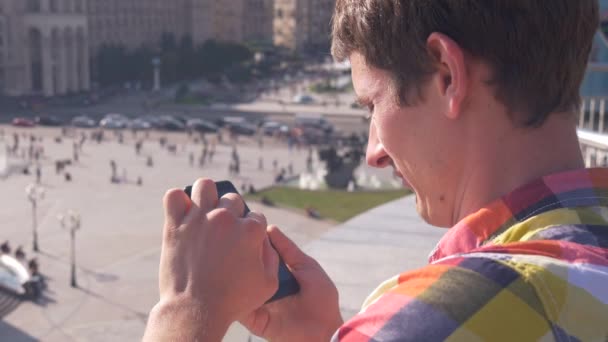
[333,168,608,341]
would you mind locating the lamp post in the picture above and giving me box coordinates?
[151,57,161,92]
[58,210,81,288]
[25,183,45,252]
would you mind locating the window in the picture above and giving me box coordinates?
[27,0,41,12]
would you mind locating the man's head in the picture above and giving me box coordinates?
[333,1,598,227]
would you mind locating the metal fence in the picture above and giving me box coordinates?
[579,97,608,133]
[579,97,608,166]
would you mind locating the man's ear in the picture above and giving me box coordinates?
[426,32,468,120]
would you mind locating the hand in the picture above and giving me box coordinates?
[144,179,279,341]
[241,226,344,342]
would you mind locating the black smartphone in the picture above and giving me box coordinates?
[184,181,300,303]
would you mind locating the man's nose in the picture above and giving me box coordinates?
[366,124,391,168]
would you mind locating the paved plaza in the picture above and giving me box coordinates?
[0,125,445,341]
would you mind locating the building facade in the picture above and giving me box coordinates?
[213,0,274,45]
[88,0,275,54]
[582,0,608,97]
[273,0,334,52]
[0,0,90,97]
[87,0,190,52]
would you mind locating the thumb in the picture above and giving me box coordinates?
[267,225,309,267]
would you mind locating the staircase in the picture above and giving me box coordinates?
[0,287,21,319]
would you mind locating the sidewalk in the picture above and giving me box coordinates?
[304,195,446,320]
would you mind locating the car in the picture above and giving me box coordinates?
[229,122,257,136]
[100,113,129,129]
[12,117,35,127]
[128,118,153,130]
[158,117,186,131]
[215,116,246,128]
[186,118,219,133]
[35,115,63,126]
[261,121,289,136]
[294,113,334,134]
[71,116,97,128]
[292,94,315,104]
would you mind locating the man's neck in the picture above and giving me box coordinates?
[453,115,585,226]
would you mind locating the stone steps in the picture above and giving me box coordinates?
[0,287,21,319]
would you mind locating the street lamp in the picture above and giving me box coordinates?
[57,210,81,288]
[25,183,45,252]
[151,57,161,92]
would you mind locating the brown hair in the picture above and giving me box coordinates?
[331,0,599,127]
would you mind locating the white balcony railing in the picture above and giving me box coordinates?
[578,97,608,167]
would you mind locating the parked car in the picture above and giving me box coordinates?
[34,115,63,126]
[128,118,152,130]
[292,94,315,104]
[215,116,246,128]
[294,113,334,134]
[261,121,289,136]
[71,115,97,128]
[186,118,219,133]
[12,117,35,127]
[100,113,129,129]
[228,121,257,136]
[158,116,186,131]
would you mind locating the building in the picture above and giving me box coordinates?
[87,0,189,52]
[188,0,213,46]
[0,0,90,97]
[273,0,334,52]
[87,0,273,58]
[582,0,608,97]
[213,0,274,45]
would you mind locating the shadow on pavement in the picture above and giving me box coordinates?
[0,320,38,342]
[77,287,148,322]
[0,287,21,319]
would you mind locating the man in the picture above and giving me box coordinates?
[144,1,608,341]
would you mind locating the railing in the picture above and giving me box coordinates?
[579,97,608,133]
[578,97,608,167]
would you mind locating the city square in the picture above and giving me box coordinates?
[0,0,607,341]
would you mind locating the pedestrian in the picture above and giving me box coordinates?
[73,142,79,162]
[135,140,143,155]
[0,240,10,254]
[110,160,117,180]
[15,245,25,260]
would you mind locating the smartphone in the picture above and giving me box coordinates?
[184,181,300,303]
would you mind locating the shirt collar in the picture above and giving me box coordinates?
[429,168,608,263]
